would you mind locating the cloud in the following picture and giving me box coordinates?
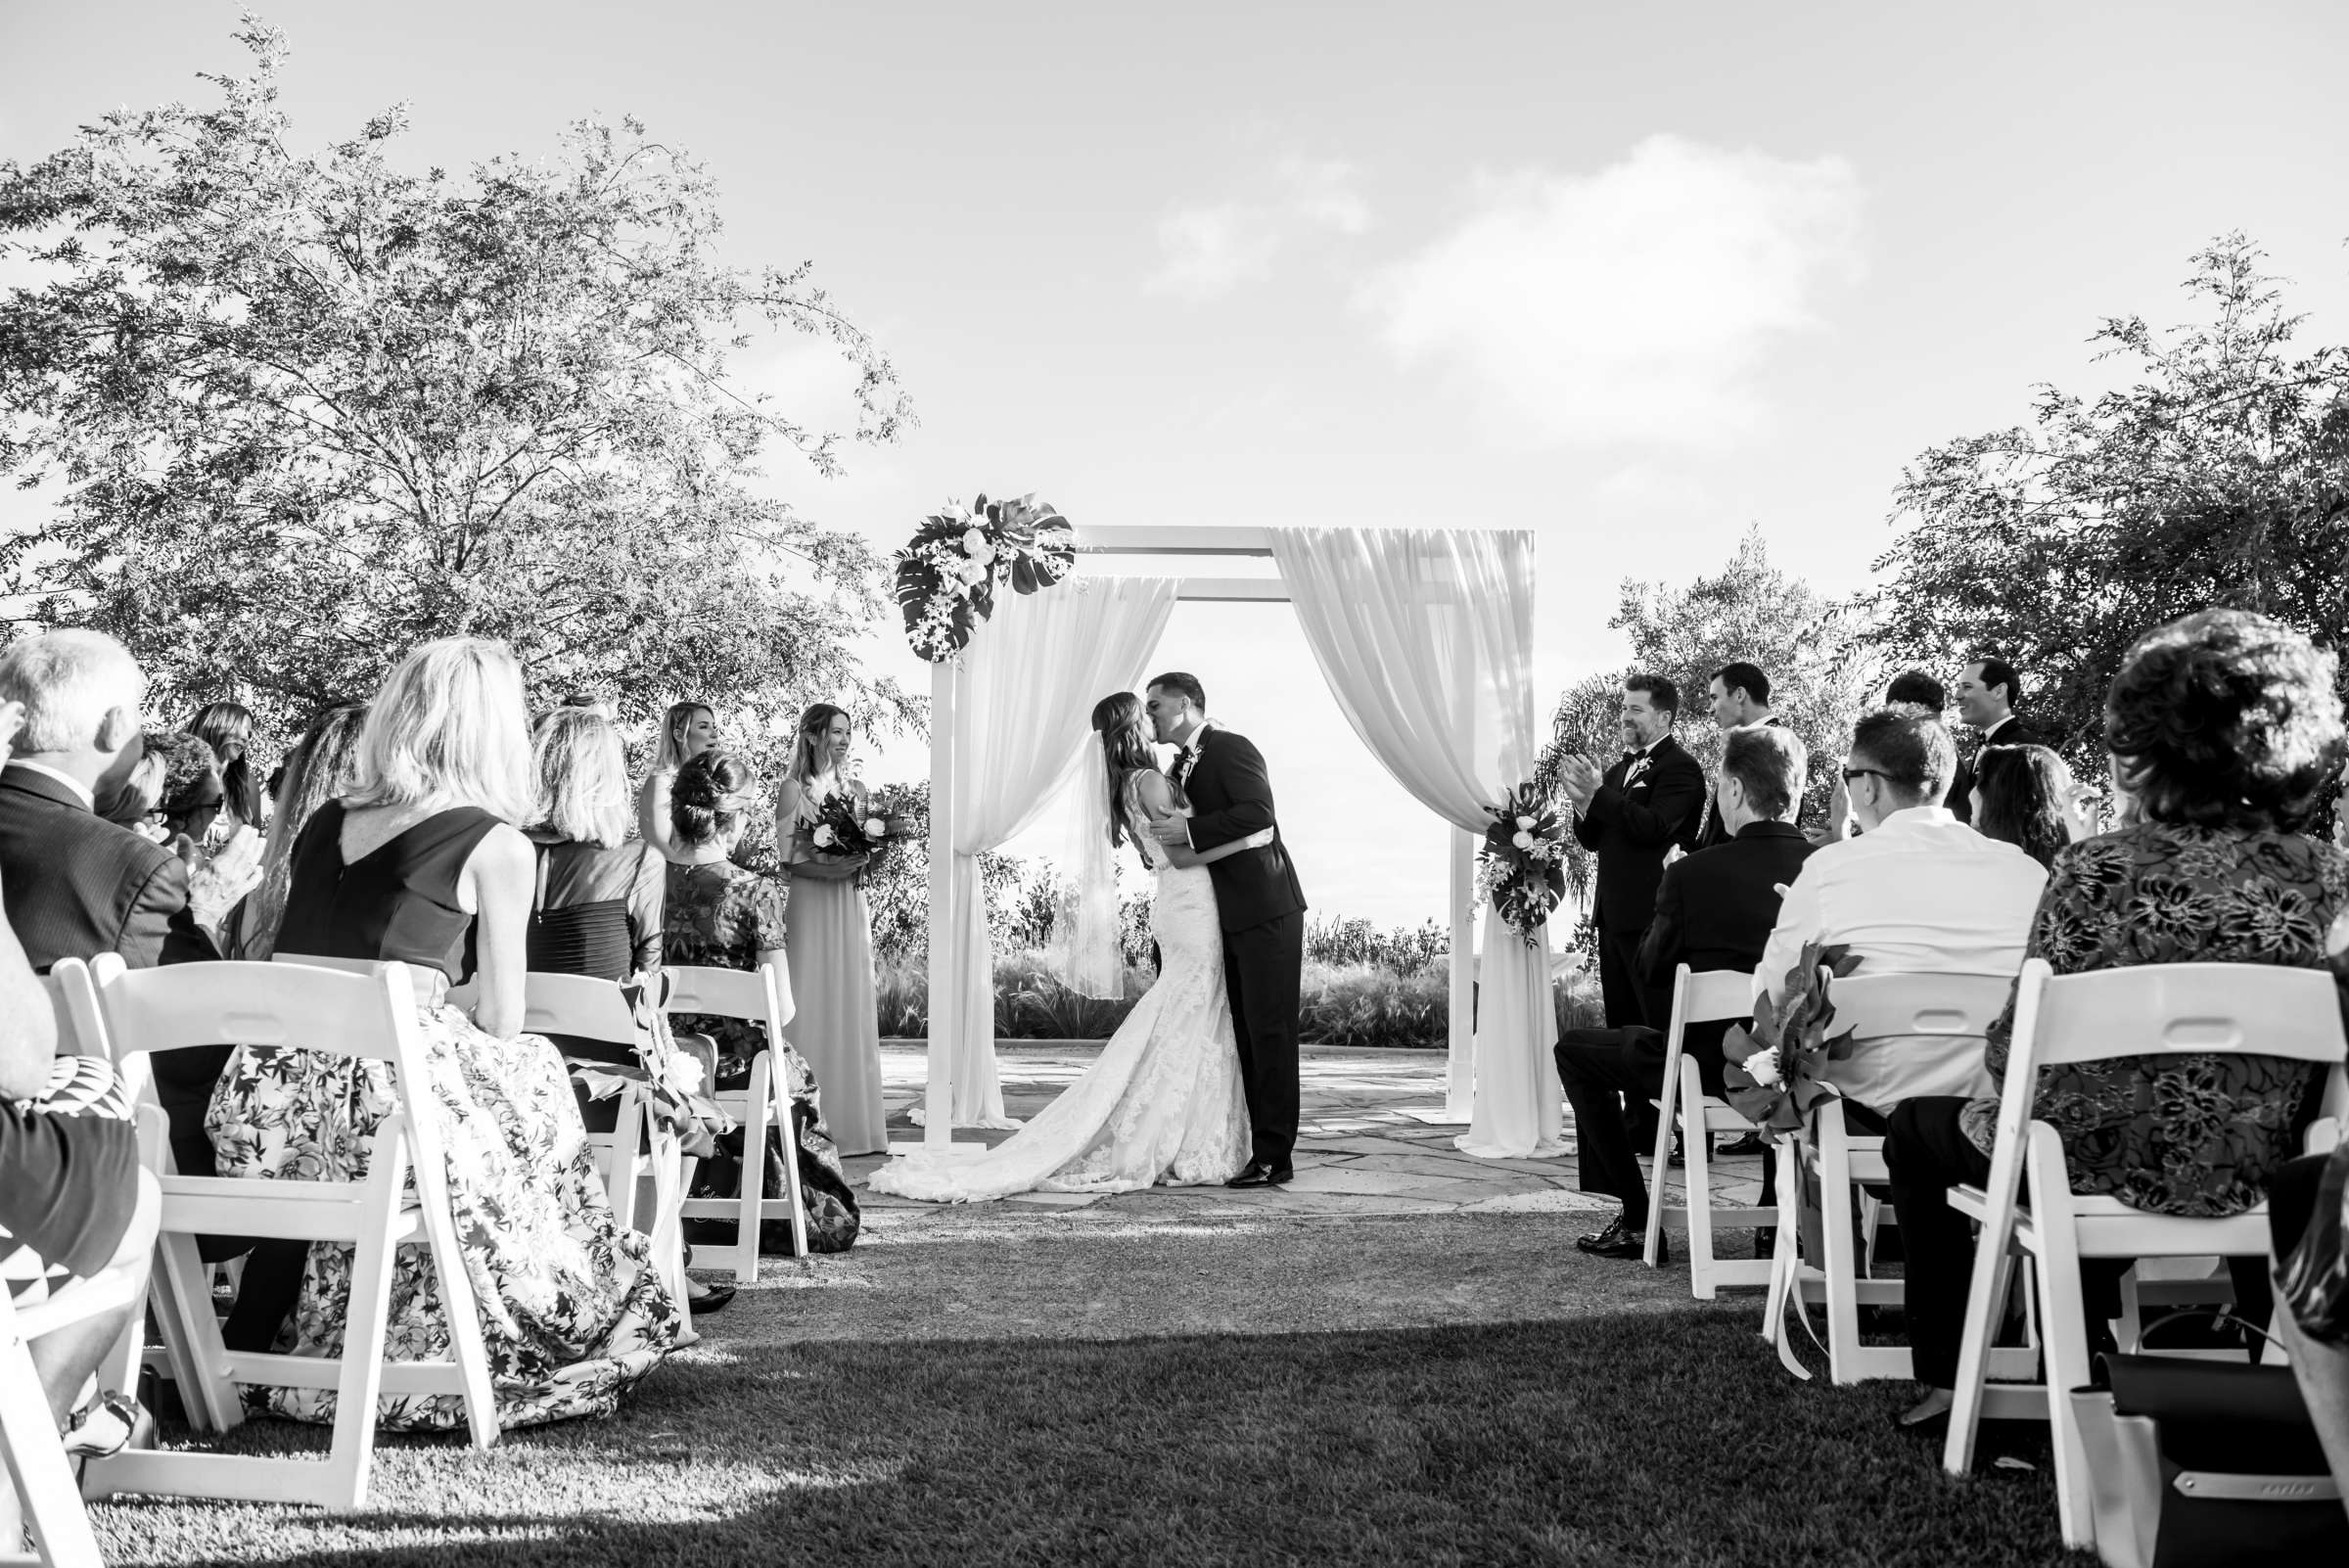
[1145,156,1371,299]
[1594,463,1711,511]
[1355,135,1865,446]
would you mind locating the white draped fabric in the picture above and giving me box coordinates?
[1269,527,1564,1159]
[933,575,1177,1128]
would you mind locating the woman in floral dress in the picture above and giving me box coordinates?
[207,637,681,1431]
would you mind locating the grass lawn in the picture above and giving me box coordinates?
[97,1213,2080,1567]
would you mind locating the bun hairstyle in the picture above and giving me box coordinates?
[1091,691,1165,848]
[670,750,757,849]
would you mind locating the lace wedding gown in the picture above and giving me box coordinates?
[867,804,1250,1202]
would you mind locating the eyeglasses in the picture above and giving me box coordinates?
[1841,766,1894,784]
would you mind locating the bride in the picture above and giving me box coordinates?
[867,692,1271,1202]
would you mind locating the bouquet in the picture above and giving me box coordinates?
[894,492,1077,662]
[1720,942,1861,1142]
[812,791,893,862]
[1475,782,1567,945]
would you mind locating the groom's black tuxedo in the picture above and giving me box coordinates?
[1176,723,1306,1171]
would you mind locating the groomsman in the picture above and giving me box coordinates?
[1946,655,2044,821]
[1690,661,1784,852]
[1559,675,1706,1032]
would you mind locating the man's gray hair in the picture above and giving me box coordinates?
[0,630,146,753]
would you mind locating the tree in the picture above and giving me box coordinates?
[0,20,917,740]
[1871,235,2349,765]
[1535,528,1876,901]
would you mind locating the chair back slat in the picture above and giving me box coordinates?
[2029,962,2347,1068]
[1675,967,1757,1030]
[97,960,419,1064]
[1831,972,2014,1043]
[661,962,787,1029]
[43,955,114,1059]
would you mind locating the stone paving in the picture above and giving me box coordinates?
[842,1040,1768,1236]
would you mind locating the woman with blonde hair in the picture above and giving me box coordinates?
[772,702,887,1155]
[635,700,718,862]
[207,637,680,1429]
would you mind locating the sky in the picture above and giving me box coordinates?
[5,1,2348,928]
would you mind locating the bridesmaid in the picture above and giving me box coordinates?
[635,700,718,863]
[772,703,888,1156]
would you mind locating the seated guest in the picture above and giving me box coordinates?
[667,751,860,1254]
[207,637,680,1426]
[0,631,218,1187]
[1967,743,2074,871]
[217,701,368,961]
[1948,654,2046,821]
[1560,727,1817,1261]
[0,688,159,1460]
[1753,704,2047,1127]
[1818,669,1946,845]
[1883,609,2349,1432]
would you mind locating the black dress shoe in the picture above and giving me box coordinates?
[1225,1162,1270,1188]
[1667,1131,1686,1169]
[687,1279,738,1314]
[1718,1131,1768,1158]
[1574,1216,1656,1261]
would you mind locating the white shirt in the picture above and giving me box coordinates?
[1754,805,2048,1113]
[6,760,95,811]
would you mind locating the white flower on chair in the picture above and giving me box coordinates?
[1744,1048,1783,1088]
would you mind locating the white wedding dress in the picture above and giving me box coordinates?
[868,800,1251,1202]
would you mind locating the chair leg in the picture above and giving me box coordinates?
[1640,1039,1685,1268]
[734,1054,773,1277]
[0,1335,106,1568]
[768,1060,808,1261]
[1945,1147,2030,1477]
[151,1229,240,1435]
[321,1145,408,1513]
[1680,1058,1718,1300]
[2024,1130,2096,1550]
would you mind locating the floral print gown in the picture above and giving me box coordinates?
[1958,822,2349,1217]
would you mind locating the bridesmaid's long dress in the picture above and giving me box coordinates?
[783,872,888,1156]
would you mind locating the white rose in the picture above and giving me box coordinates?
[1511,830,1536,851]
[962,528,994,563]
[665,1051,705,1098]
[956,559,989,586]
[864,816,888,838]
[1744,1048,1782,1088]
[1515,814,1537,830]
[812,824,837,848]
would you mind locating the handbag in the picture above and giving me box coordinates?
[2070,1311,2346,1568]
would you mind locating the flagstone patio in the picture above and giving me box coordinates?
[845,1041,1769,1230]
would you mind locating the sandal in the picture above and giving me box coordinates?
[687,1279,737,1314]
[62,1390,149,1460]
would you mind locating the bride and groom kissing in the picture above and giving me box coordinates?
[869,672,1308,1204]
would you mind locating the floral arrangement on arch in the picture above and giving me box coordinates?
[1475,783,1567,946]
[1721,941,1860,1141]
[894,493,1077,662]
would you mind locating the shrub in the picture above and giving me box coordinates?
[1298,959,1449,1050]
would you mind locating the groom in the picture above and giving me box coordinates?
[1145,672,1308,1187]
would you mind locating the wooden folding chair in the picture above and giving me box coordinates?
[1640,965,1775,1298]
[1,1242,151,1568]
[667,961,806,1278]
[83,958,498,1512]
[1942,958,2349,1550]
[1763,971,2018,1383]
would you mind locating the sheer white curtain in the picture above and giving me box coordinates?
[933,575,1177,1128]
[1269,528,1563,1159]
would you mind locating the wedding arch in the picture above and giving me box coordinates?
[910,522,1565,1162]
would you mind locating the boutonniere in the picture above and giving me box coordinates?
[1625,756,1652,787]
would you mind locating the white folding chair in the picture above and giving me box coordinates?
[1640,965,1776,1298]
[1,1249,149,1567]
[84,958,498,1512]
[1762,972,2020,1383]
[667,962,806,1278]
[469,973,694,1317]
[1942,959,2349,1550]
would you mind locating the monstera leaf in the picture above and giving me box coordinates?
[1720,943,1861,1138]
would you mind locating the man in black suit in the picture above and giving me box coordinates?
[1946,654,2044,821]
[1557,726,1817,1259]
[1144,672,1307,1188]
[1560,674,1706,1032]
[1690,660,1784,852]
[0,630,218,1176]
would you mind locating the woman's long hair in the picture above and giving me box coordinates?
[345,637,535,823]
[1972,744,2072,870]
[654,701,714,773]
[532,708,631,849]
[191,700,262,827]
[789,703,851,788]
[237,701,366,959]
[1091,692,1168,848]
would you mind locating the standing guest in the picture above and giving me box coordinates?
[207,637,679,1428]
[217,701,368,961]
[189,700,264,834]
[1558,675,1707,1031]
[1753,704,2046,1125]
[635,701,717,862]
[1690,661,1785,852]
[1968,744,2074,871]
[139,730,264,944]
[1559,726,1817,1260]
[1884,609,2349,1434]
[772,705,889,1156]
[1819,669,1948,845]
[667,750,860,1251]
[1947,655,2045,822]
[0,631,217,1186]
